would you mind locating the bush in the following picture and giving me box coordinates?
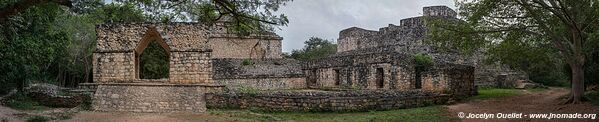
[242,59,253,66]
[4,92,43,110]
[414,53,434,69]
[80,93,93,111]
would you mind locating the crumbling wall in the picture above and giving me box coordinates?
[208,22,283,59]
[304,51,415,90]
[421,62,476,99]
[206,90,449,112]
[212,59,305,90]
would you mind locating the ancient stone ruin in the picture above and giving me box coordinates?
[85,6,522,113]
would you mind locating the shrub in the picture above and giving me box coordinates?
[4,92,42,110]
[242,59,253,66]
[80,93,93,111]
[414,53,434,69]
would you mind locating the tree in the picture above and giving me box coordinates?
[427,0,599,103]
[289,37,337,61]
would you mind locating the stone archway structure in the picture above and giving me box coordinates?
[93,23,213,84]
[91,23,225,113]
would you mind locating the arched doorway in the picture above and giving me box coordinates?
[134,27,171,80]
[139,40,169,79]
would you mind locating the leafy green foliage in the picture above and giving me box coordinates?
[414,53,434,70]
[289,37,337,61]
[241,59,253,66]
[0,3,70,93]
[139,41,169,79]
[425,0,599,90]
[88,3,148,23]
[0,1,151,93]
[114,0,291,35]
[4,92,44,110]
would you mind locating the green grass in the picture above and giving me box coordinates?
[26,116,48,122]
[469,88,522,100]
[209,106,449,122]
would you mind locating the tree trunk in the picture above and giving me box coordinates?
[567,62,585,104]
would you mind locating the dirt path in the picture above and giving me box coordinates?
[0,105,25,122]
[447,87,599,122]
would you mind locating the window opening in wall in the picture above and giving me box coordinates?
[376,68,384,88]
[139,40,169,79]
[334,69,340,85]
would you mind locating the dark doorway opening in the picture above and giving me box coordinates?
[415,69,423,89]
[334,69,340,86]
[308,69,318,87]
[139,40,169,79]
[376,68,384,88]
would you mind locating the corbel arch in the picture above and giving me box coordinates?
[134,26,171,79]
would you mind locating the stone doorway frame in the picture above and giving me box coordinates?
[134,27,171,80]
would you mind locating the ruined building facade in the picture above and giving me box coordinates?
[304,6,476,98]
[88,6,494,113]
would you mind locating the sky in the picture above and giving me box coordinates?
[274,0,456,52]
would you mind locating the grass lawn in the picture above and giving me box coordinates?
[209,106,450,122]
[469,87,549,101]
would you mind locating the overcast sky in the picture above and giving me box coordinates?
[274,0,456,52]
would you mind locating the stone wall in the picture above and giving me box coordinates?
[421,62,477,99]
[92,83,224,113]
[215,78,306,90]
[212,58,306,90]
[93,52,136,83]
[207,22,283,59]
[423,6,457,18]
[206,90,449,112]
[94,22,286,84]
[169,51,212,84]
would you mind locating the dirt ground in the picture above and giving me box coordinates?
[447,87,599,122]
[0,105,25,122]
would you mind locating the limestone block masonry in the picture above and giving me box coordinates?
[93,83,224,113]
[206,90,449,112]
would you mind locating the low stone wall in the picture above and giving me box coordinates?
[216,78,306,90]
[93,83,224,113]
[206,90,449,112]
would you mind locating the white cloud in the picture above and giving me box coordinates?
[275,0,456,52]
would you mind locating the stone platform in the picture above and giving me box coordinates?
[89,83,224,113]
